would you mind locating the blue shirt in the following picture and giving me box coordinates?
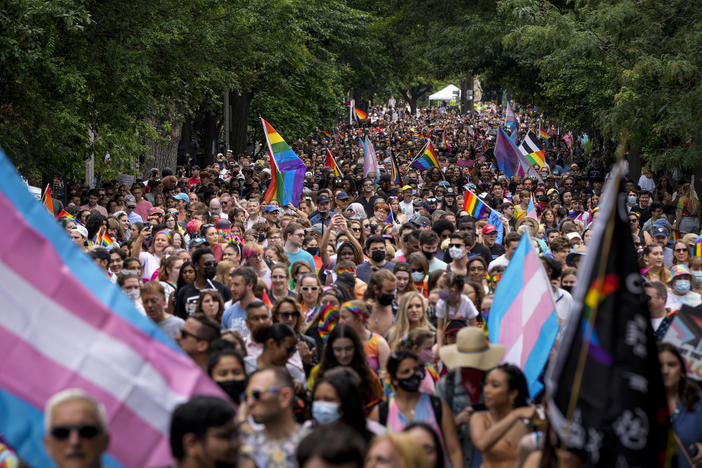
[221,301,248,338]
[356,261,395,283]
[673,393,702,468]
[285,248,317,272]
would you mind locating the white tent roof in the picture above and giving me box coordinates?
[428,84,460,101]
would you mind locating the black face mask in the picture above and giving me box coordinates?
[371,250,386,263]
[306,247,320,257]
[217,379,247,404]
[378,292,394,306]
[396,373,423,392]
[204,266,217,280]
[561,285,573,293]
[422,250,435,261]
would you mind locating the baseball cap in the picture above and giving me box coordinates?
[415,216,431,227]
[172,193,190,203]
[71,225,88,239]
[263,205,280,213]
[124,195,136,207]
[149,207,165,216]
[306,223,324,236]
[336,192,349,200]
[653,226,669,238]
[215,219,232,230]
[482,224,497,235]
[402,185,413,191]
[192,165,200,170]
[566,231,582,241]
[317,195,331,204]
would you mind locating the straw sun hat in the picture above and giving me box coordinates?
[439,326,506,371]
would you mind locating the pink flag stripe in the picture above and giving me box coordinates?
[0,190,212,397]
[518,293,554,368]
[0,326,170,467]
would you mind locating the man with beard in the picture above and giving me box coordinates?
[221,267,258,339]
[175,248,232,319]
[170,396,240,468]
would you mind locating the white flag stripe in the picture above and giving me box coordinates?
[0,260,184,435]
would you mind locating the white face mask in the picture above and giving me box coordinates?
[125,288,140,302]
[448,246,466,260]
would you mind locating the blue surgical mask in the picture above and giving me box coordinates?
[674,279,691,294]
[627,196,637,205]
[412,271,425,282]
[693,271,702,284]
[312,401,340,425]
[438,290,451,301]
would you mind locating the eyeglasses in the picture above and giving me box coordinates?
[50,424,101,440]
[180,329,203,341]
[301,286,319,292]
[280,312,299,320]
[245,387,283,402]
[448,244,464,249]
[351,227,361,232]
[292,232,305,237]
[675,248,688,253]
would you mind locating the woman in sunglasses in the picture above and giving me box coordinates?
[243,323,306,392]
[298,273,322,317]
[672,240,691,268]
[272,297,317,375]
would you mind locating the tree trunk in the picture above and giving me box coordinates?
[202,111,218,168]
[231,90,254,157]
[460,73,473,114]
[143,116,183,178]
[628,142,641,182]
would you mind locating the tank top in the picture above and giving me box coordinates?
[364,332,381,373]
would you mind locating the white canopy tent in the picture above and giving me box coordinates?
[428,84,460,101]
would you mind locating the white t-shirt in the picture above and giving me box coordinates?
[139,251,162,281]
[436,294,479,321]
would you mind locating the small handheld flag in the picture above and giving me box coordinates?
[411,141,440,171]
[354,108,368,120]
[324,149,342,177]
[518,131,546,168]
[463,190,489,220]
[261,118,307,207]
[42,184,53,214]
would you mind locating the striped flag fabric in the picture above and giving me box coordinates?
[322,131,332,141]
[494,126,524,178]
[354,107,368,120]
[488,232,559,396]
[504,101,518,135]
[488,210,504,244]
[411,141,440,171]
[42,184,53,214]
[363,137,378,178]
[262,289,273,308]
[518,130,546,167]
[526,195,538,219]
[463,189,489,219]
[55,209,74,220]
[539,127,550,141]
[261,118,307,207]
[0,148,224,467]
[324,149,342,177]
[390,152,403,184]
[694,234,702,257]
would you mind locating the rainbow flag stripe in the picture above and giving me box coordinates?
[412,141,440,171]
[539,128,550,140]
[322,131,332,140]
[55,210,74,220]
[463,190,488,219]
[354,108,368,120]
[261,118,307,207]
[325,149,342,177]
[524,149,546,167]
[317,304,339,342]
[694,235,702,257]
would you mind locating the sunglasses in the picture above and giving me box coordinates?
[301,286,319,292]
[246,387,283,402]
[50,424,101,440]
[675,248,688,253]
[448,244,464,249]
[280,312,299,320]
[351,227,361,232]
[412,268,424,274]
[180,329,203,341]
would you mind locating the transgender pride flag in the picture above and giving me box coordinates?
[488,232,559,396]
[0,148,225,467]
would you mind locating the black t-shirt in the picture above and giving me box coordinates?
[470,243,493,266]
[175,279,232,320]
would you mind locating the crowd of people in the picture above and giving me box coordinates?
[22,100,702,467]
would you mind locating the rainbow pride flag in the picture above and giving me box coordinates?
[325,149,342,177]
[412,141,440,171]
[694,234,702,257]
[354,108,367,120]
[92,232,116,248]
[317,304,339,342]
[463,189,489,219]
[539,128,550,140]
[55,209,74,220]
[262,289,273,308]
[261,118,307,207]
[0,147,225,468]
[42,184,53,214]
[322,131,332,141]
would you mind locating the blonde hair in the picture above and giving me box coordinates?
[368,433,429,468]
[387,292,433,350]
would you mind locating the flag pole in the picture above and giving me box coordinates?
[563,133,627,424]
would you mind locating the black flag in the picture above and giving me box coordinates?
[545,162,674,466]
